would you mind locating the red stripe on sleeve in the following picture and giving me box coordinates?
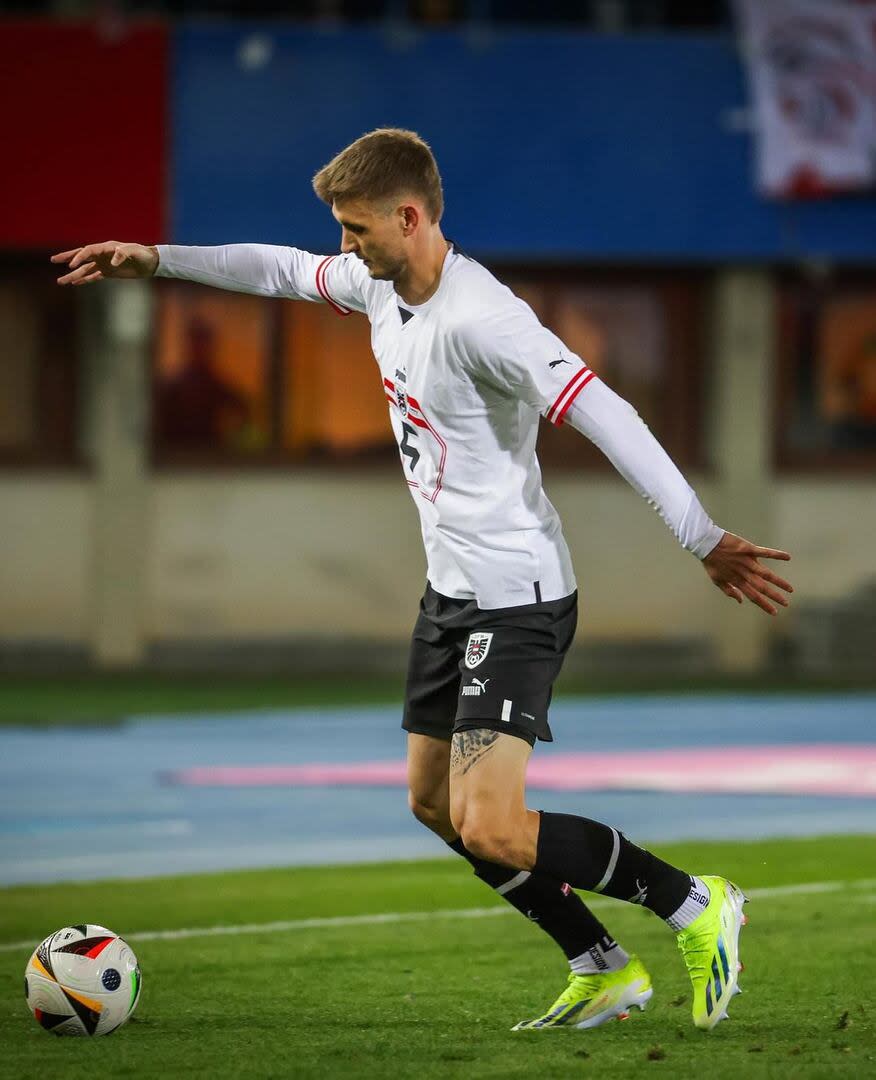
[315,256,353,317]
[552,370,596,426]
[547,367,589,422]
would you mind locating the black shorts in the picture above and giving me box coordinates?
[402,583,578,746]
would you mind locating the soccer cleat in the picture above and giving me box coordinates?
[512,956,653,1031]
[676,875,748,1031]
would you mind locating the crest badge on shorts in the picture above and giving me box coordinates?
[465,632,493,669]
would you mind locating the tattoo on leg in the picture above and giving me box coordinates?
[450,729,500,776]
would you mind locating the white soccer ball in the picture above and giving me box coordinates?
[24,924,142,1036]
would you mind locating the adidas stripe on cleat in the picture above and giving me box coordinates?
[675,875,748,1031]
[512,956,653,1031]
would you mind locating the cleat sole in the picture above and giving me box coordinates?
[573,985,653,1030]
[513,963,653,1033]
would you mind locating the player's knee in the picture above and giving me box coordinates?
[458,814,520,869]
[408,789,451,835]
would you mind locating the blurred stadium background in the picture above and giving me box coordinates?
[1,0,875,890]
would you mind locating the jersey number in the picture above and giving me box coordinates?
[399,422,421,473]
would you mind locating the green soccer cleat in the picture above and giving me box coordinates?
[676,875,748,1031]
[512,956,653,1031]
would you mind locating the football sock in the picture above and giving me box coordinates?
[534,811,692,921]
[569,936,631,976]
[665,875,712,931]
[447,837,615,961]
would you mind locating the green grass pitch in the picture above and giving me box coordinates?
[2,836,874,1078]
[2,673,875,727]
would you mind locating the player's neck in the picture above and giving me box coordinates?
[394,233,451,306]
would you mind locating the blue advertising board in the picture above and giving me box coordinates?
[170,24,876,260]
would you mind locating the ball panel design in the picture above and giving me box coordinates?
[34,1008,73,1032]
[25,925,141,1037]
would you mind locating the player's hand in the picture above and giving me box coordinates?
[702,532,793,616]
[51,242,159,285]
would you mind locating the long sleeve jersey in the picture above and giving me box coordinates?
[156,242,722,609]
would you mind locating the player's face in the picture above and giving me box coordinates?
[332,199,407,282]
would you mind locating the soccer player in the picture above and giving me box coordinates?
[52,128,793,1032]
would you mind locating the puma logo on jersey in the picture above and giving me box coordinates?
[549,354,571,368]
[461,677,491,697]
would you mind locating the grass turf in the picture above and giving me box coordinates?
[2,836,874,1078]
[2,673,876,726]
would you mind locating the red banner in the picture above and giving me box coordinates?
[0,19,168,248]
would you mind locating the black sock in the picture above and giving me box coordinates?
[534,811,691,920]
[447,837,613,960]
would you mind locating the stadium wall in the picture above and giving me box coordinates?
[0,478,91,647]
[2,473,875,672]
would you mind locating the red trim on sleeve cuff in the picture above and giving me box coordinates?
[547,368,596,425]
[315,255,353,317]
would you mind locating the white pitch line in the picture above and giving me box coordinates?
[0,906,509,954]
[2,877,874,955]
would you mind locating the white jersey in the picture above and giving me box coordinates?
[156,243,722,609]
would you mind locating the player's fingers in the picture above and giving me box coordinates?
[752,576,790,608]
[719,581,744,605]
[740,581,777,616]
[69,243,113,269]
[756,566,794,593]
[752,546,791,561]
[57,261,97,285]
[50,248,82,263]
[68,246,95,269]
[72,269,104,285]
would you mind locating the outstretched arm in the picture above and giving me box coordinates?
[52,241,368,312]
[563,383,792,616]
[456,300,794,617]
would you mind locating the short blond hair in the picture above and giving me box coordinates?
[312,128,444,222]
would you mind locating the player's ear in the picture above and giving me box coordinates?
[399,203,419,236]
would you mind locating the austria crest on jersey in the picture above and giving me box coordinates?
[465,632,493,669]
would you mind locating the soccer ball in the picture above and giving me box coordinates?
[24,924,142,1036]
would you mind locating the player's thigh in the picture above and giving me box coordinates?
[407,731,451,810]
[402,590,461,744]
[448,728,531,837]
